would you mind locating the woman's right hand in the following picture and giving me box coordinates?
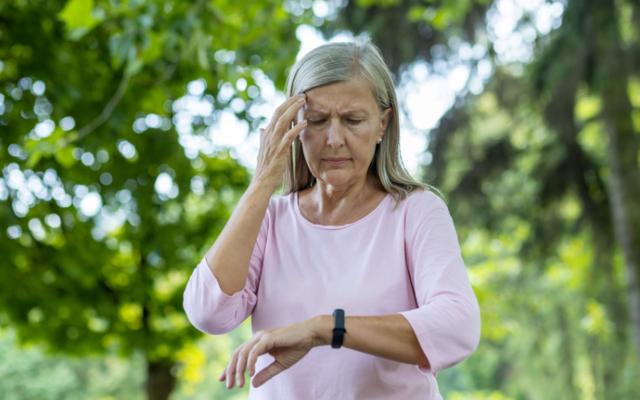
[252,94,307,191]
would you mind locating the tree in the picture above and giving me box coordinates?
[0,1,309,398]
[324,0,639,397]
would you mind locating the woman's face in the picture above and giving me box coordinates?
[296,79,391,190]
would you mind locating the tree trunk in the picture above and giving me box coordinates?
[591,2,640,360]
[558,307,579,399]
[146,360,176,400]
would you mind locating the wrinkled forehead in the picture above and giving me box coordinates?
[302,79,379,113]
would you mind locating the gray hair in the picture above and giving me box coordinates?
[282,38,434,206]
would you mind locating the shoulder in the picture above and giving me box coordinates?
[401,190,460,245]
[397,189,455,235]
[400,189,449,215]
[264,192,296,219]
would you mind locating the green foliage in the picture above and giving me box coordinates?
[339,0,640,397]
[0,322,255,400]
[0,326,146,400]
[0,0,310,397]
[427,70,640,397]
[2,0,639,398]
[59,0,101,38]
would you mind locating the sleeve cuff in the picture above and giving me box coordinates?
[196,257,244,303]
[398,308,441,376]
[183,257,246,334]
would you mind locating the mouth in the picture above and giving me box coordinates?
[322,158,351,167]
[323,158,351,162]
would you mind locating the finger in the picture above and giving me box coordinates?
[282,119,307,146]
[225,363,234,389]
[226,350,241,389]
[269,94,305,133]
[252,361,286,388]
[272,97,306,137]
[248,337,270,377]
[270,94,306,128]
[218,371,225,382]
[235,346,253,388]
[225,332,268,388]
[236,333,268,385]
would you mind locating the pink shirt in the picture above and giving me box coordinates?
[183,189,481,399]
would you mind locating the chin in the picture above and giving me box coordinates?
[318,171,356,186]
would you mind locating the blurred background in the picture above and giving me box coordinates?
[1,0,639,399]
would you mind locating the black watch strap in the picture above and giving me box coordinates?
[331,309,346,348]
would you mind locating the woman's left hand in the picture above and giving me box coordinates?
[218,318,323,389]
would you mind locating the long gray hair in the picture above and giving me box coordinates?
[282,39,433,205]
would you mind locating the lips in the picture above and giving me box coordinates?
[322,158,351,167]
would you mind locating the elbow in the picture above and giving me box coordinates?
[183,296,237,335]
[435,299,480,373]
[408,296,481,374]
[461,298,482,356]
[192,318,236,335]
[443,296,482,363]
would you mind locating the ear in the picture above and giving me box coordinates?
[380,107,392,133]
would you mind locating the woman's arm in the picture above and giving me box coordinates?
[309,314,430,368]
[204,182,272,295]
[200,94,307,295]
[184,95,308,334]
[221,314,430,389]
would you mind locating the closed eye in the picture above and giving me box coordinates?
[308,119,326,125]
[346,118,362,124]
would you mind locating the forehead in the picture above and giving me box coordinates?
[303,79,378,113]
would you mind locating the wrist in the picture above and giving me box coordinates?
[249,172,281,193]
[247,178,276,195]
[309,315,333,347]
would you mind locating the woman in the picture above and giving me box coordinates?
[183,39,481,399]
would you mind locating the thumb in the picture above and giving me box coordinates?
[251,361,286,388]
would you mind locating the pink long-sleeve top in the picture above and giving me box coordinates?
[183,189,481,399]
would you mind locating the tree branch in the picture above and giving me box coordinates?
[60,63,177,147]
[61,72,130,147]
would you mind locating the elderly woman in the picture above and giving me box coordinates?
[183,40,480,399]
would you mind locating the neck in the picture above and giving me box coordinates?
[309,174,382,212]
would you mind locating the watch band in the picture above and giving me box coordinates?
[331,309,346,348]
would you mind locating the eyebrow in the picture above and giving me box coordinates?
[304,108,369,115]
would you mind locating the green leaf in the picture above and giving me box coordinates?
[54,145,77,168]
[26,151,42,169]
[125,56,144,77]
[58,0,99,39]
[407,5,427,23]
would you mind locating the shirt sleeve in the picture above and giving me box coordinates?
[183,204,270,335]
[397,191,481,376]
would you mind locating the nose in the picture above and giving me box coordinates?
[326,118,345,148]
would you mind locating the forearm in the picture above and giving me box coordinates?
[205,182,273,295]
[310,314,429,368]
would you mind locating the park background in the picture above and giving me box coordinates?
[1,0,640,399]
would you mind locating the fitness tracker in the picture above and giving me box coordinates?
[331,309,346,348]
